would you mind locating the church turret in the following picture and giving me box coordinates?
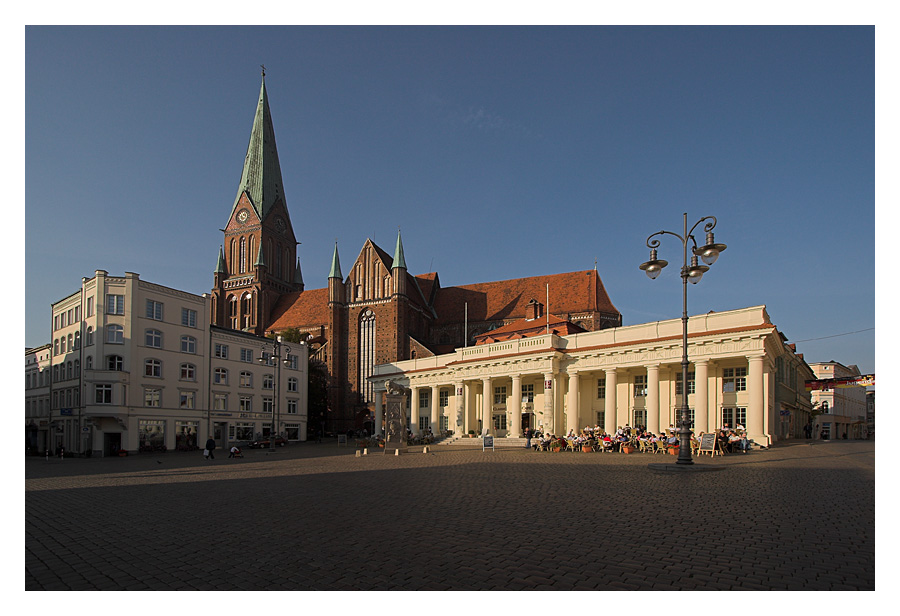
[294,257,304,292]
[391,229,407,297]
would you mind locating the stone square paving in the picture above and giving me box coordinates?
[25,439,874,591]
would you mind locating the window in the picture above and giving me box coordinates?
[87,296,94,317]
[287,377,298,392]
[633,409,647,427]
[523,384,535,403]
[66,361,73,380]
[74,360,80,377]
[73,331,80,349]
[494,386,507,405]
[180,363,196,381]
[95,384,112,404]
[675,372,696,395]
[723,367,747,392]
[493,414,507,430]
[181,308,197,328]
[596,410,605,427]
[60,337,66,353]
[673,408,696,428]
[54,315,60,331]
[359,309,376,403]
[107,324,124,344]
[239,396,252,412]
[145,329,163,348]
[721,407,746,428]
[214,368,228,385]
[634,375,647,398]
[263,397,274,414]
[261,351,273,366]
[146,299,164,321]
[144,388,161,407]
[287,399,298,414]
[85,356,92,370]
[822,401,830,413]
[240,348,254,363]
[53,365,59,381]
[286,354,299,369]
[144,359,162,378]
[86,326,94,346]
[107,294,124,315]
[107,355,123,371]
[597,380,606,399]
[240,371,253,387]
[179,391,195,409]
[214,343,228,359]
[439,390,449,408]
[181,336,197,354]
[263,374,274,390]
[419,390,430,409]
[235,423,254,440]
[214,393,227,410]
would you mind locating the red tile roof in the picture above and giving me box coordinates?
[473,313,586,344]
[267,287,330,330]
[432,270,619,324]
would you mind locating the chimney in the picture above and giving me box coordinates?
[525,299,544,321]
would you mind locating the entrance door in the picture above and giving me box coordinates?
[214,422,227,449]
[521,413,534,432]
[492,413,508,437]
[104,432,121,457]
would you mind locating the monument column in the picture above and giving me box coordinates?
[604,369,617,435]
[646,364,660,434]
[510,374,522,437]
[374,390,383,437]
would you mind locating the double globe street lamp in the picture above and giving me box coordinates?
[640,213,726,465]
[257,335,297,452]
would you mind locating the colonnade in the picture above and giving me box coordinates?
[372,352,770,444]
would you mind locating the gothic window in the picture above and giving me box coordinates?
[384,276,391,297]
[358,309,376,403]
[240,236,247,273]
[275,243,283,281]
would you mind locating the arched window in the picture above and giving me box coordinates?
[358,309,376,403]
[214,367,228,384]
[54,339,59,355]
[74,331,80,349]
[107,324,124,344]
[86,326,93,346]
[242,292,252,329]
[53,365,59,381]
[180,363,196,381]
[85,356,92,370]
[239,236,247,273]
[144,358,162,378]
[74,359,80,377]
[66,361,73,380]
[67,333,73,351]
[230,238,237,274]
[60,336,66,354]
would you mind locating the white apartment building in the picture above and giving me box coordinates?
[34,270,308,456]
[808,361,868,439]
[370,305,814,447]
[25,344,51,453]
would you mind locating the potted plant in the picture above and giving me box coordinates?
[582,442,593,452]
[468,430,475,438]
[621,443,636,454]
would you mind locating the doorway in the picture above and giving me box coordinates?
[104,432,121,456]
[214,422,228,449]
[492,413,508,437]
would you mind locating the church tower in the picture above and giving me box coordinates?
[211,70,301,334]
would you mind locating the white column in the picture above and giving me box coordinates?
[646,364,660,434]
[454,381,464,436]
[542,372,554,435]
[482,377,492,435]
[694,360,709,435]
[431,385,440,435]
[410,387,420,436]
[374,390,383,437]
[464,382,472,436]
[604,369,617,435]
[566,371,579,436]
[510,374,522,437]
[748,355,766,444]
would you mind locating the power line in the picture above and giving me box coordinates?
[793,328,874,343]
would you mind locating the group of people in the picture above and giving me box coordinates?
[523,423,751,454]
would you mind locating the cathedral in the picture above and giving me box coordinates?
[211,75,622,433]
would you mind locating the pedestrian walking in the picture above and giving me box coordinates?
[204,437,216,460]
[524,427,532,449]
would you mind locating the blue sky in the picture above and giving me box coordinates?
[24,25,876,372]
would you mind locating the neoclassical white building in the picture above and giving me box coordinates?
[370,305,814,446]
[29,270,309,456]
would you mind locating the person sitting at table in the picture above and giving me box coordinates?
[601,434,614,451]
[666,434,679,450]
[728,432,742,452]
[739,431,751,452]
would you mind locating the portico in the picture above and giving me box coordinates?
[370,306,811,447]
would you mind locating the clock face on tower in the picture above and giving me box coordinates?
[236,209,250,224]
[274,216,286,234]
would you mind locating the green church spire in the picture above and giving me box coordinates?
[392,229,407,270]
[215,246,226,274]
[329,242,343,279]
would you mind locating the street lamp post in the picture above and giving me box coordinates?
[258,335,293,452]
[640,213,726,465]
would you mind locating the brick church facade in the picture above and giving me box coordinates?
[212,75,622,433]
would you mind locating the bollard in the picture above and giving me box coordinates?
[363,448,368,455]
[355,450,361,457]
[423,446,429,454]
[394,449,399,456]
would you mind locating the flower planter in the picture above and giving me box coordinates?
[582,445,592,452]
[668,447,679,456]
[551,447,561,453]
[621,446,635,454]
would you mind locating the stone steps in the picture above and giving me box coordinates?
[440,436,531,448]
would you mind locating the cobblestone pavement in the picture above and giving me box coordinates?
[25,440,874,591]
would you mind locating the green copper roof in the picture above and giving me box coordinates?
[215,246,226,274]
[254,243,266,267]
[392,229,407,270]
[231,75,287,222]
[329,243,343,279]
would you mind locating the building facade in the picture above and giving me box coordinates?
[25,344,51,453]
[369,305,814,447]
[31,269,308,456]
[808,361,869,439]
